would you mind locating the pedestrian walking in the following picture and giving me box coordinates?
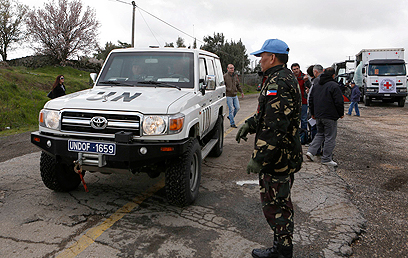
[306,67,344,167]
[224,64,244,128]
[347,82,361,116]
[236,38,302,258]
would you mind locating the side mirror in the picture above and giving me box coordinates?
[362,68,366,74]
[205,75,216,90]
[90,73,97,83]
[199,75,216,95]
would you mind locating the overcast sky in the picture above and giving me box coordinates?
[13,0,408,71]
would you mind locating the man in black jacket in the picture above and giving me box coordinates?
[306,67,344,167]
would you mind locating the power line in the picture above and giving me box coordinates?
[137,8,161,47]
[110,0,242,61]
[111,0,132,6]
[136,5,203,44]
[111,0,202,44]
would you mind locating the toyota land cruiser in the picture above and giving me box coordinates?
[31,47,226,206]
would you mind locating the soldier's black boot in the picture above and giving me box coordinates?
[277,244,293,258]
[251,240,279,258]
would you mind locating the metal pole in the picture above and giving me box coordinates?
[131,1,136,47]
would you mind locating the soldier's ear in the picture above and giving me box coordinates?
[270,54,276,66]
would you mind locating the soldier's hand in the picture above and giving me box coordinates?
[246,158,262,174]
[235,122,250,143]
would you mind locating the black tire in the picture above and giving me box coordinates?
[165,138,201,206]
[209,115,224,157]
[398,97,405,107]
[363,94,371,106]
[40,152,81,192]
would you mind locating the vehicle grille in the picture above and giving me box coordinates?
[61,111,141,136]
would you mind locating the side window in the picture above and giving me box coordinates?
[214,59,224,86]
[199,58,207,84]
[206,59,216,90]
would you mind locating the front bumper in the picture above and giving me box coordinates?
[31,131,190,169]
[365,92,407,99]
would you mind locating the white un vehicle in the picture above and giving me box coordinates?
[31,48,226,206]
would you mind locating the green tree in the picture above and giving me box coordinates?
[201,32,225,55]
[253,61,262,74]
[0,0,28,61]
[94,40,131,61]
[176,36,185,48]
[201,32,250,73]
[164,42,174,47]
[193,38,197,49]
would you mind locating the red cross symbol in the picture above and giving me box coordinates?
[383,81,392,89]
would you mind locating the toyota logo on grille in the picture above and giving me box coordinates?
[90,116,108,129]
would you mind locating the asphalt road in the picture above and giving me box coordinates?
[0,95,407,257]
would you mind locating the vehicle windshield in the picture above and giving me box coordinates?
[368,64,406,76]
[97,51,194,88]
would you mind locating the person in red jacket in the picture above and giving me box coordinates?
[291,63,310,141]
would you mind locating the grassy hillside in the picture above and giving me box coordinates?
[0,65,91,136]
[0,65,259,137]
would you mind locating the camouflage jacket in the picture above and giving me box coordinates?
[246,64,303,175]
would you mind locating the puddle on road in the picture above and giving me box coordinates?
[236,180,258,186]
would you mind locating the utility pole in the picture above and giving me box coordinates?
[131,1,136,47]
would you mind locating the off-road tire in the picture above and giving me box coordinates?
[40,152,81,192]
[398,97,405,107]
[165,138,201,206]
[209,115,224,157]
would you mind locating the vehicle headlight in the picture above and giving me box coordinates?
[143,116,166,135]
[39,109,61,130]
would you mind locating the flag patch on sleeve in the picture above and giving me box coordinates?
[267,90,277,96]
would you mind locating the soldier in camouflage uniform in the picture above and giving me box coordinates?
[236,39,302,258]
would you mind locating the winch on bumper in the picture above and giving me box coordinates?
[31,131,190,172]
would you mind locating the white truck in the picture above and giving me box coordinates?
[31,47,226,206]
[354,48,407,107]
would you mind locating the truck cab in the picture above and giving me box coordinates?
[362,59,407,106]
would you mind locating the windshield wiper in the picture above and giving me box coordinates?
[137,81,181,90]
[98,81,133,86]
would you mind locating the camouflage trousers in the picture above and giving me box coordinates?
[259,173,294,247]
